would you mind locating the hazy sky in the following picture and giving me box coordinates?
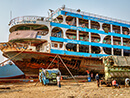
[0,0,130,61]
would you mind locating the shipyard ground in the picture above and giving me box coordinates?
[0,80,130,98]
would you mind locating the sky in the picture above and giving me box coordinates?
[0,0,130,61]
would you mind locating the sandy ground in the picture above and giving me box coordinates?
[0,81,130,98]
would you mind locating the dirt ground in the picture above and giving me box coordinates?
[0,81,130,98]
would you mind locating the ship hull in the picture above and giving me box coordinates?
[0,63,25,79]
[3,51,104,75]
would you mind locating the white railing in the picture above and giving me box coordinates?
[9,7,130,27]
[9,16,48,26]
[50,7,130,25]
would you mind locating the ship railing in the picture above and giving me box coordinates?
[9,16,48,26]
[63,7,130,25]
[49,7,130,25]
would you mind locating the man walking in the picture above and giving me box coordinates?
[56,75,61,88]
[95,73,100,87]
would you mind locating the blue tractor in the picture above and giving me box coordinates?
[39,68,61,85]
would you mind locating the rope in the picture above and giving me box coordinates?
[58,55,79,85]
[0,49,25,65]
[47,54,58,69]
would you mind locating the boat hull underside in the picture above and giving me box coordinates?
[3,51,104,75]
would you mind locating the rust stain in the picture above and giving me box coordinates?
[65,12,67,15]
[81,15,84,19]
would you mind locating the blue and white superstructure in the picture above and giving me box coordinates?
[49,7,130,57]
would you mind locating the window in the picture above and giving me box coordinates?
[52,43,58,48]
[59,44,63,48]
[54,44,58,48]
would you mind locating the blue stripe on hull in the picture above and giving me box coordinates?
[51,49,109,58]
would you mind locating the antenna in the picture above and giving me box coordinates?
[61,5,65,9]
[49,9,54,13]
[47,11,50,16]
[49,9,54,22]
[10,10,12,20]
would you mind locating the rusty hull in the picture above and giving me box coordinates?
[3,51,104,75]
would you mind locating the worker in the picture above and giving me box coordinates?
[125,78,130,87]
[112,80,120,88]
[86,70,90,76]
[91,72,94,81]
[95,73,100,87]
[39,68,43,83]
[56,74,61,88]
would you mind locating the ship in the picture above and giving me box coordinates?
[0,6,130,75]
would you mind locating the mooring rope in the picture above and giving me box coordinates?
[58,55,79,85]
[47,54,58,69]
[0,49,26,66]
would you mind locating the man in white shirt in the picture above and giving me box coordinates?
[125,78,130,87]
[56,75,61,88]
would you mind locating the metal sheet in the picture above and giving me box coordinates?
[9,30,38,41]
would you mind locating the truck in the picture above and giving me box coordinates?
[39,68,61,85]
[101,56,130,85]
